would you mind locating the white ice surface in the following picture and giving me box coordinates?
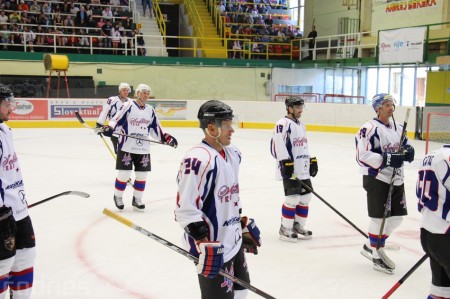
[10,127,436,299]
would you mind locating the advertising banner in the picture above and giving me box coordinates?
[49,99,104,120]
[10,99,48,120]
[379,27,425,64]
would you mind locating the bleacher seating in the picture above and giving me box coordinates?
[0,0,143,55]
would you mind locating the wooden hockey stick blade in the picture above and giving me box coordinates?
[382,254,428,299]
[74,111,93,129]
[103,208,276,299]
[28,191,90,208]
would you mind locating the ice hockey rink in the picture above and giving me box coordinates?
[11,126,440,299]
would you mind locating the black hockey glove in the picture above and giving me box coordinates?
[0,206,16,251]
[99,125,113,137]
[403,144,415,163]
[163,133,178,148]
[309,157,318,177]
[280,159,294,179]
[240,216,261,255]
[382,152,404,168]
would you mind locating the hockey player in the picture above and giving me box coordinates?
[0,83,36,299]
[96,82,131,154]
[174,100,261,299]
[100,83,178,211]
[355,93,415,274]
[270,97,318,242]
[417,145,450,299]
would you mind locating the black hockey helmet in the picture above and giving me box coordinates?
[285,96,304,108]
[0,83,14,102]
[198,100,234,129]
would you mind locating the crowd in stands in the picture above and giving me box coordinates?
[0,0,147,55]
[219,0,303,59]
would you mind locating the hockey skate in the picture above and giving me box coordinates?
[376,248,395,269]
[293,222,312,240]
[113,195,124,210]
[373,258,394,275]
[132,196,145,212]
[279,225,298,243]
[360,244,373,261]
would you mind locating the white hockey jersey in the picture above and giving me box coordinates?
[108,101,165,154]
[417,145,450,234]
[0,123,29,221]
[355,118,410,185]
[97,95,129,125]
[270,116,311,180]
[174,141,243,262]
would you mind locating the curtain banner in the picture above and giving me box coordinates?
[379,27,425,64]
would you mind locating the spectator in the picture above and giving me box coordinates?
[0,23,10,50]
[53,3,62,14]
[111,22,121,54]
[62,1,71,13]
[101,19,113,51]
[85,3,93,17]
[21,25,35,52]
[29,1,40,13]
[54,27,67,47]
[75,5,88,26]
[41,2,52,15]
[34,25,46,50]
[142,0,152,18]
[123,16,134,33]
[63,15,75,34]
[9,11,21,24]
[306,25,317,60]
[17,0,28,11]
[102,6,113,19]
[20,11,31,24]
[70,2,79,15]
[37,12,52,27]
[77,28,89,49]
[53,14,63,27]
[0,10,8,24]
[135,28,145,55]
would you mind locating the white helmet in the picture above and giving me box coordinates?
[118,82,131,92]
[135,83,151,97]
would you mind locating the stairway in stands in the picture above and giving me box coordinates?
[134,3,168,56]
[192,0,227,58]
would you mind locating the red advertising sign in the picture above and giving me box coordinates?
[10,99,48,120]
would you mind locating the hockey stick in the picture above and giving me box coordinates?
[74,112,117,160]
[112,132,165,146]
[28,191,90,208]
[295,178,367,237]
[74,112,166,146]
[294,178,399,250]
[382,253,428,299]
[376,108,411,251]
[102,208,276,299]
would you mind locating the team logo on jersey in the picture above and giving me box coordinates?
[293,137,307,147]
[217,184,239,203]
[129,118,150,127]
[140,155,150,167]
[4,236,15,252]
[383,142,400,153]
[122,153,132,166]
[220,263,234,293]
[2,153,18,171]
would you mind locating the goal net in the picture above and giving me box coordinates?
[425,112,450,154]
[273,93,322,103]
